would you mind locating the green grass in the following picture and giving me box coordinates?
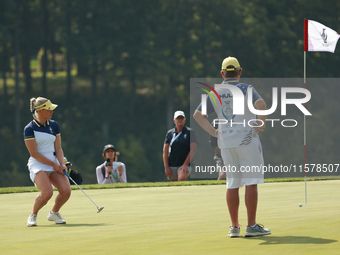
[1,176,339,194]
[0,180,339,254]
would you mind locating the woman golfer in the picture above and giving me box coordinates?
[24,97,71,227]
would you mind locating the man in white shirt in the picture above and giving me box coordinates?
[194,57,270,238]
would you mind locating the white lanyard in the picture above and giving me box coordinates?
[170,131,182,147]
[168,131,182,155]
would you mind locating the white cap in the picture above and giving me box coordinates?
[174,111,185,119]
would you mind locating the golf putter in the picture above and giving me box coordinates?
[63,170,104,213]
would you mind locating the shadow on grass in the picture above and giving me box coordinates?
[250,235,337,245]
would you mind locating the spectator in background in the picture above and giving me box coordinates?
[64,157,83,185]
[96,144,127,184]
[163,111,197,181]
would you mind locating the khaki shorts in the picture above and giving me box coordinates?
[169,166,192,181]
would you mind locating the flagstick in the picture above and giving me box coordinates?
[303,50,307,207]
[302,18,339,207]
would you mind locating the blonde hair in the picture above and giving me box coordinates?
[30,97,48,118]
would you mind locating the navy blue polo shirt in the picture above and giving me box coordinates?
[24,119,60,156]
[164,126,197,167]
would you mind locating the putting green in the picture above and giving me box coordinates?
[0,180,339,254]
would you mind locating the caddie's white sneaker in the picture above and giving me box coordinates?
[27,214,37,227]
[47,212,66,224]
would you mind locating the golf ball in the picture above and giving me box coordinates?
[299,203,303,207]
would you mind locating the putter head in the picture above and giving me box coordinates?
[97,206,104,213]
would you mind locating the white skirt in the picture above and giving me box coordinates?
[27,155,59,183]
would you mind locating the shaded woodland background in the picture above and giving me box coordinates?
[1,0,340,186]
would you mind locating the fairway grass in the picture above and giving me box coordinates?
[0,180,339,255]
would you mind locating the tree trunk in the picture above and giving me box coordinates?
[102,59,109,92]
[66,0,72,95]
[50,33,56,75]
[76,56,89,77]
[41,0,49,95]
[22,49,32,93]
[167,76,175,129]
[166,1,181,129]
[2,72,8,105]
[14,3,21,138]
[1,41,9,104]
[91,54,97,97]
[129,72,136,121]
[21,0,32,93]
